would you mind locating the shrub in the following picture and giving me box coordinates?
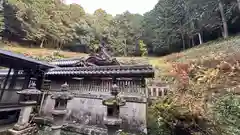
[213,94,240,135]
[139,40,148,56]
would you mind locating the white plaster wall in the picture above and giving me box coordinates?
[120,102,147,133]
[41,96,147,133]
[120,102,146,123]
[67,97,107,124]
[42,96,107,124]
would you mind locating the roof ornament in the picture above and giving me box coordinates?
[85,40,120,66]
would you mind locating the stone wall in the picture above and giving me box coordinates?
[41,94,147,134]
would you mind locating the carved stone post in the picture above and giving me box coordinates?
[50,82,73,135]
[8,82,41,135]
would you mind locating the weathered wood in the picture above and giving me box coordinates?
[8,69,19,89]
[0,67,12,102]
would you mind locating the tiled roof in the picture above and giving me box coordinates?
[0,49,56,69]
[50,60,81,66]
[46,65,154,78]
[49,58,85,67]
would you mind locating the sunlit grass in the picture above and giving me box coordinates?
[2,46,88,58]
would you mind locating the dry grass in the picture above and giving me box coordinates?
[2,46,88,58]
[147,37,240,135]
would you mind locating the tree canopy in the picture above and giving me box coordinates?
[1,0,240,56]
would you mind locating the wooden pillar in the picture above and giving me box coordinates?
[151,88,154,97]
[156,88,159,97]
[80,79,83,92]
[128,80,130,93]
[148,87,151,97]
[87,79,91,92]
[102,80,104,92]
[141,78,146,95]
[161,88,164,97]
[0,67,12,102]
[36,71,44,90]
[22,69,31,90]
[107,80,110,92]
[145,79,148,97]
[83,80,86,92]
[8,69,19,89]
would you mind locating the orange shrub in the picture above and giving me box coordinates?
[170,62,191,87]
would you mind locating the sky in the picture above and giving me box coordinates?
[64,0,158,16]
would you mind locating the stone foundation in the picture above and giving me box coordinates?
[63,123,108,135]
[8,124,38,135]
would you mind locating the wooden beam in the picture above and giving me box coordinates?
[0,67,12,102]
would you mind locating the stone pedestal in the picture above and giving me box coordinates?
[51,110,67,135]
[8,125,38,135]
[8,104,38,135]
[51,126,62,135]
[18,106,32,125]
[8,82,42,135]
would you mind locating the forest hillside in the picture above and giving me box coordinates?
[1,0,240,56]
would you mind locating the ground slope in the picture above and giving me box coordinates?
[147,37,240,135]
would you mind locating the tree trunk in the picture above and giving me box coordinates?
[198,33,203,44]
[188,38,191,48]
[237,0,240,12]
[219,0,229,38]
[40,39,44,48]
[124,39,127,56]
[192,36,195,47]
[135,38,140,56]
[181,33,185,50]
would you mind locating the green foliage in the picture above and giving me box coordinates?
[3,0,146,56]
[3,0,239,56]
[139,40,148,56]
[213,94,240,135]
[148,100,172,135]
[142,0,238,55]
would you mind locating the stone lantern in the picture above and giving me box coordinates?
[110,84,119,97]
[102,83,126,133]
[50,82,73,135]
[8,82,41,135]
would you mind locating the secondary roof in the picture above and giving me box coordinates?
[0,49,56,70]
